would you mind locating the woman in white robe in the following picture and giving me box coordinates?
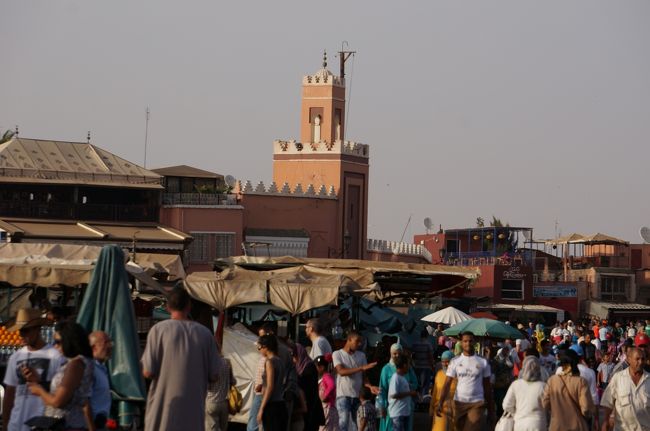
[501,356,547,431]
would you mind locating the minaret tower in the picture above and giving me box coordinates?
[272,51,369,259]
[299,51,346,144]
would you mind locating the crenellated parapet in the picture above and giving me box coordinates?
[273,139,369,158]
[234,180,337,200]
[302,68,344,87]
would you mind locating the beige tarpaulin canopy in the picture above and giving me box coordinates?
[186,256,479,314]
[218,256,479,280]
[184,268,268,312]
[131,252,186,280]
[578,233,628,245]
[544,233,586,244]
[0,243,99,287]
[184,265,361,314]
[267,266,356,315]
[545,233,628,245]
[0,243,185,287]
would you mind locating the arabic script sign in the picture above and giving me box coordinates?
[502,266,524,279]
[533,285,577,298]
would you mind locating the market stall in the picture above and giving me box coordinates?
[184,256,480,424]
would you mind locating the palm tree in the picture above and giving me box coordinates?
[489,216,517,253]
[0,129,15,144]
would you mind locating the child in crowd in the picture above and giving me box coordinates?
[315,355,338,431]
[388,355,417,431]
[357,386,377,431]
[597,352,615,390]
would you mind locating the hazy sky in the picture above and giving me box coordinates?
[2,1,649,243]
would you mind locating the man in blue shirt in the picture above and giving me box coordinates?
[388,355,416,431]
[88,331,113,430]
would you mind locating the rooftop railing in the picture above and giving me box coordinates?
[443,251,532,267]
[367,239,433,263]
[162,193,237,206]
[0,201,158,222]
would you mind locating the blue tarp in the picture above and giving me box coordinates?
[341,298,423,347]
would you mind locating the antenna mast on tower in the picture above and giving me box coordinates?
[338,42,356,141]
[338,41,356,80]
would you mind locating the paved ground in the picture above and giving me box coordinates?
[414,410,433,430]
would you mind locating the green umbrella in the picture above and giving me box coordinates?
[443,318,523,339]
[77,245,146,401]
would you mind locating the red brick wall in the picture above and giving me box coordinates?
[240,194,340,258]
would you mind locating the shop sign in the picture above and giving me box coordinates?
[503,266,524,279]
[533,285,577,298]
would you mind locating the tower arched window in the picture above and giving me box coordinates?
[313,115,321,143]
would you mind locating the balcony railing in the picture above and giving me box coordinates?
[162,193,237,206]
[367,239,433,263]
[0,201,158,222]
[568,255,630,269]
[443,251,531,267]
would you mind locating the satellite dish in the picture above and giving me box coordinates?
[640,226,650,244]
[424,217,433,232]
[224,175,236,188]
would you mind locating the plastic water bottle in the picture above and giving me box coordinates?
[375,389,386,418]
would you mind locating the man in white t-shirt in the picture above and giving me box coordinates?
[306,318,332,360]
[627,323,636,339]
[539,340,557,376]
[332,331,378,431]
[2,308,64,431]
[550,324,563,343]
[436,331,494,431]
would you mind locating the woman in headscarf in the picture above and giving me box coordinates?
[292,343,325,431]
[429,351,456,431]
[378,344,418,431]
[542,350,595,431]
[501,356,547,430]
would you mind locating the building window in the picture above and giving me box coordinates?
[446,240,458,254]
[166,177,180,193]
[501,279,524,300]
[600,276,628,301]
[181,178,195,193]
[334,109,342,141]
[188,232,235,264]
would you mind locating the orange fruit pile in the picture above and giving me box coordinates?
[0,326,21,346]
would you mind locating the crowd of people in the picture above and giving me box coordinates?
[2,308,113,431]
[7,287,648,431]
[429,318,650,431]
[243,315,650,431]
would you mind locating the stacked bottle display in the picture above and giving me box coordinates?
[40,325,55,345]
[0,326,55,365]
[0,326,21,364]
